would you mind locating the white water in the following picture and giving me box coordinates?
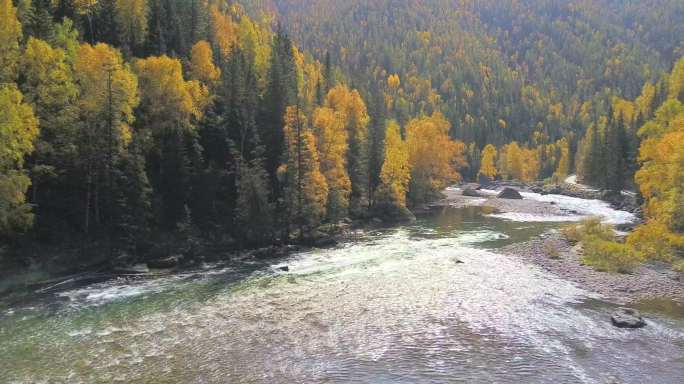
[1,208,682,383]
[490,191,637,224]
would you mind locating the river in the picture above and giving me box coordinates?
[1,204,684,383]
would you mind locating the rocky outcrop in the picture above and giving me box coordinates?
[611,308,647,328]
[498,187,523,200]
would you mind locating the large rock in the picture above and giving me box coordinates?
[611,308,646,329]
[462,187,483,197]
[497,187,523,200]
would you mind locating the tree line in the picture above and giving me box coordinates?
[0,0,466,264]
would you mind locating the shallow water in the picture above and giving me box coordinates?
[1,207,682,383]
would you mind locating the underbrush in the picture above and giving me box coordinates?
[562,218,643,274]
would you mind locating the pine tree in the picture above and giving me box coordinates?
[235,156,274,246]
[259,27,297,185]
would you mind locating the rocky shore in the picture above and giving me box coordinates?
[501,231,684,304]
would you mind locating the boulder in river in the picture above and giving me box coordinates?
[462,187,483,197]
[498,187,523,200]
[611,307,646,328]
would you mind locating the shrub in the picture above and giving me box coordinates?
[627,221,678,262]
[581,237,643,274]
[673,259,684,273]
[562,217,614,243]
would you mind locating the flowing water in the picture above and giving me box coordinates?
[1,205,683,383]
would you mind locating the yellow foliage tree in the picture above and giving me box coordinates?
[388,74,400,90]
[325,85,370,212]
[210,5,237,59]
[283,106,328,234]
[75,43,139,145]
[478,144,497,180]
[406,112,466,204]
[553,137,571,180]
[376,120,411,213]
[313,106,350,220]
[628,58,684,262]
[521,147,540,182]
[0,0,22,83]
[134,55,208,134]
[188,40,221,86]
[0,84,39,236]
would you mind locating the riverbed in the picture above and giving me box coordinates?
[1,200,683,383]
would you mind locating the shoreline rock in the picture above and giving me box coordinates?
[611,308,647,328]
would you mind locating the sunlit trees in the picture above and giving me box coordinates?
[312,106,351,220]
[374,120,412,219]
[0,0,22,84]
[188,40,220,86]
[134,54,207,227]
[478,144,497,181]
[406,112,466,204]
[210,4,237,59]
[325,85,370,214]
[625,58,684,263]
[75,42,139,233]
[0,85,39,237]
[553,138,571,180]
[282,106,328,237]
[19,38,80,208]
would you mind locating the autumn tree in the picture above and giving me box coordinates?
[0,0,22,84]
[19,37,80,211]
[281,106,328,237]
[478,144,497,182]
[374,120,412,220]
[188,40,220,86]
[325,85,370,214]
[553,138,571,181]
[406,112,466,204]
[134,54,207,227]
[0,85,39,237]
[313,106,351,220]
[210,4,237,59]
[75,42,139,233]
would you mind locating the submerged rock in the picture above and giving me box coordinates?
[277,265,290,272]
[498,187,523,200]
[611,307,646,328]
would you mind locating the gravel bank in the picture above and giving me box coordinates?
[501,231,684,305]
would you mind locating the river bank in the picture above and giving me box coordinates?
[439,182,684,305]
[502,231,684,305]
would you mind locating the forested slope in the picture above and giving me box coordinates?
[1,0,684,269]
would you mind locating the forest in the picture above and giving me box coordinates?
[2,0,684,272]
